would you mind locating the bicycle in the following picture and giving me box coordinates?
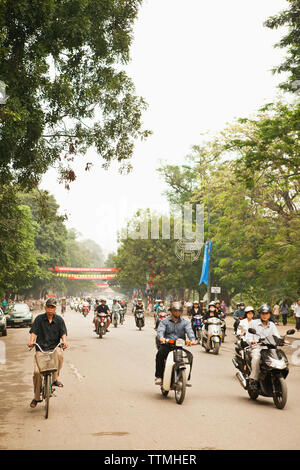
[29,342,62,419]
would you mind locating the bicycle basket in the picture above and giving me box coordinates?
[36,350,59,373]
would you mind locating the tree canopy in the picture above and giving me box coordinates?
[0,0,150,188]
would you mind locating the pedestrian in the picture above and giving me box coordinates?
[272,300,281,325]
[292,299,300,331]
[27,298,68,408]
[280,300,290,326]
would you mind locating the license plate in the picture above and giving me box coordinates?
[14,320,23,323]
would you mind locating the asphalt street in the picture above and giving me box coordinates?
[0,308,300,450]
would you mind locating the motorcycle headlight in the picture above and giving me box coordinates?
[267,358,286,369]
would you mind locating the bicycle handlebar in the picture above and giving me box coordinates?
[29,342,62,354]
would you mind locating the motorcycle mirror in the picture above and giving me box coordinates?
[286,329,295,335]
[248,328,256,334]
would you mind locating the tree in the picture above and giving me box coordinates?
[0,186,39,295]
[265,0,300,93]
[0,0,151,188]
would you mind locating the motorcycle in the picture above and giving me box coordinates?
[192,314,203,343]
[95,314,107,339]
[220,314,226,343]
[82,305,89,317]
[201,317,223,354]
[135,309,145,331]
[159,338,193,405]
[155,311,169,349]
[119,308,125,325]
[232,327,295,409]
[112,310,118,328]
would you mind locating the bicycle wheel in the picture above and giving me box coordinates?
[44,374,50,419]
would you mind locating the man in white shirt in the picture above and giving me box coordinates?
[245,304,281,389]
[293,299,300,331]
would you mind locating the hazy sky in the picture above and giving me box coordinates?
[40,0,288,258]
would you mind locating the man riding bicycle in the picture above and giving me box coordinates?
[28,298,68,408]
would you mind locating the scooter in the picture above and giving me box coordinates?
[192,314,203,343]
[95,314,107,339]
[233,327,295,409]
[135,309,145,331]
[201,317,223,354]
[112,311,118,328]
[155,311,169,350]
[82,305,89,317]
[159,338,193,405]
[119,308,125,325]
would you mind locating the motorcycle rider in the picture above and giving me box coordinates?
[233,302,245,333]
[237,306,255,336]
[133,298,144,318]
[203,301,221,326]
[245,304,288,390]
[155,301,197,385]
[190,301,203,336]
[215,299,226,340]
[154,300,167,330]
[111,298,121,324]
[94,299,111,331]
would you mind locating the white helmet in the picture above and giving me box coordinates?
[245,306,255,314]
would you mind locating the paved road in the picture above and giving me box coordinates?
[1,308,300,450]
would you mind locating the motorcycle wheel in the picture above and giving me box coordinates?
[175,370,186,405]
[247,389,259,400]
[196,330,202,343]
[212,342,220,355]
[272,376,287,409]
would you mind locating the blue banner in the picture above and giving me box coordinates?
[199,240,212,286]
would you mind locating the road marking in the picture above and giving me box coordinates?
[68,362,84,381]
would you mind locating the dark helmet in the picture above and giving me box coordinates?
[258,304,272,314]
[239,302,245,309]
[45,298,57,307]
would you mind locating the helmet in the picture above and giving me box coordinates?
[169,301,183,312]
[258,304,271,314]
[239,302,245,309]
[215,299,220,304]
[245,306,255,314]
[209,301,216,307]
[193,300,199,305]
[45,298,57,307]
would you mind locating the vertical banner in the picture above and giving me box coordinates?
[199,240,212,286]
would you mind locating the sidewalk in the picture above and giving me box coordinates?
[225,315,300,340]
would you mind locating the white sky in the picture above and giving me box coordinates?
[40,0,289,257]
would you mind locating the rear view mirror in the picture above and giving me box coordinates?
[286,329,295,335]
[248,328,256,334]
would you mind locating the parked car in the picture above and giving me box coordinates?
[5,303,33,328]
[0,307,7,336]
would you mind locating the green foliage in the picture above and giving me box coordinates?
[0,186,39,293]
[0,0,151,188]
[265,0,300,93]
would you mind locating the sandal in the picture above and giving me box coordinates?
[52,381,63,387]
[30,399,41,408]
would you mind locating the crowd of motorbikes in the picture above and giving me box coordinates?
[66,296,295,409]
